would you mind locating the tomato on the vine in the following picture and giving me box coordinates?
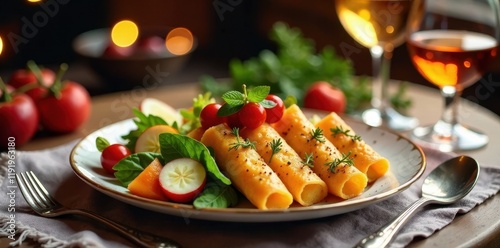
[264,94,285,123]
[37,81,91,133]
[7,67,55,102]
[0,87,39,149]
[238,102,266,129]
[200,103,226,129]
[101,144,131,174]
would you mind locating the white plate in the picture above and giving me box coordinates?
[69,115,425,222]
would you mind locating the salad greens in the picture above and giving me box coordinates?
[114,152,165,187]
[200,22,411,113]
[121,109,168,152]
[159,133,231,185]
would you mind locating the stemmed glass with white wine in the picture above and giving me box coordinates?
[406,0,499,151]
[335,0,419,131]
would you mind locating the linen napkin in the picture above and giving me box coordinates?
[0,141,499,248]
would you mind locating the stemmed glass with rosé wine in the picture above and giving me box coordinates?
[334,0,419,131]
[406,0,499,151]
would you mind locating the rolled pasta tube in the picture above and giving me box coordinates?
[272,105,367,199]
[315,112,389,182]
[241,123,328,206]
[200,124,293,210]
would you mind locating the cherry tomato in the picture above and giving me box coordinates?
[37,81,91,133]
[304,81,346,113]
[7,68,55,101]
[0,93,39,149]
[239,102,266,129]
[264,94,285,123]
[200,103,226,129]
[225,112,244,129]
[100,144,131,174]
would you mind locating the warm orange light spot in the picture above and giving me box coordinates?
[0,36,3,56]
[165,27,194,55]
[386,26,394,34]
[27,0,42,2]
[463,60,471,68]
[111,20,139,47]
[413,56,458,87]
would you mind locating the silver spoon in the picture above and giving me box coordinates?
[356,155,480,248]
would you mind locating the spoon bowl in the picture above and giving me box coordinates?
[357,155,480,248]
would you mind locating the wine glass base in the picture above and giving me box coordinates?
[411,122,488,152]
[361,107,419,131]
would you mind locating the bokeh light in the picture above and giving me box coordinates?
[111,20,139,47]
[0,36,3,56]
[165,27,194,55]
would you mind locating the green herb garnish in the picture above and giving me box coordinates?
[302,153,314,167]
[330,126,362,142]
[193,182,238,209]
[325,151,354,173]
[179,92,215,134]
[310,128,326,143]
[269,138,283,163]
[229,127,256,151]
[217,84,275,117]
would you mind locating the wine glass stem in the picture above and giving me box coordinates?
[370,45,392,113]
[440,86,460,129]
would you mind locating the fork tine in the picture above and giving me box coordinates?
[16,172,44,211]
[26,171,59,207]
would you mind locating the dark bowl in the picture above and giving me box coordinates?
[72,27,197,88]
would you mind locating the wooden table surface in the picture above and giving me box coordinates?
[3,81,499,248]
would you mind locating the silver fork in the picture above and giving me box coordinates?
[16,171,181,248]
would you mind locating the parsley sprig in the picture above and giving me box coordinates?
[302,153,314,167]
[325,151,354,173]
[217,84,276,117]
[330,126,362,142]
[310,128,326,143]
[229,127,256,151]
[269,138,283,163]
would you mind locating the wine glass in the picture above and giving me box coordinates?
[406,0,499,151]
[334,0,419,131]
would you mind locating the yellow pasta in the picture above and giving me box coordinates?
[200,124,293,210]
[272,105,367,199]
[315,112,389,182]
[241,123,328,206]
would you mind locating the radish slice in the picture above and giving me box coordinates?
[159,158,207,203]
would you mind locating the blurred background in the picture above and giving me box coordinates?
[1,0,499,115]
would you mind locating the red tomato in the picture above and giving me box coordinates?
[37,81,91,133]
[225,112,244,129]
[200,103,226,129]
[7,68,55,101]
[100,144,131,174]
[239,102,266,129]
[303,81,346,113]
[0,93,39,149]
[264,94,285,123]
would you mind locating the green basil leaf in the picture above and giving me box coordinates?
[259,99,277,109]
[247,85,270,103]
[217,103,244,117]
[193,182,238,209]
[113,152,164,187]
[95,137,110,152]
[221,90,245,105]
[159,133,231,185]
